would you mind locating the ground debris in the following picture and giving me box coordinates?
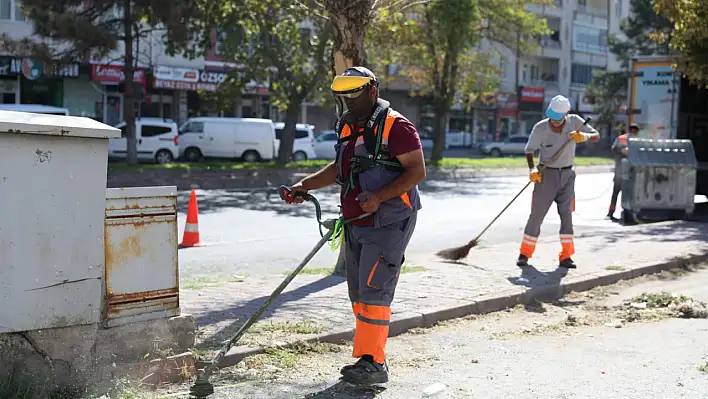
[622,292,708,319]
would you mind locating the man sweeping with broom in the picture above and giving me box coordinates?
[517,95,600,269]
[282,66,426,386]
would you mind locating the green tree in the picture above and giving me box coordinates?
[367,0,548,162]
[584,0,672,130]
[653,0,708,85]
[210,1,332,165]
[0,0,209,164]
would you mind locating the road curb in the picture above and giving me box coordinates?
[205,252,708,370]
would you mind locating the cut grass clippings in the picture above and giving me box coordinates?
[181,274,246,290]
[249,321,325,335]
[698,362,708,374]
[109,156,613,173]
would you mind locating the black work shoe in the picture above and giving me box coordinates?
[559,258,577,269]
[341,357,389,385]
[516,254,529,267]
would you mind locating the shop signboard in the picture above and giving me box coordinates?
[90,63,146,86]
[152,65,228,92]
[0,56,79,79]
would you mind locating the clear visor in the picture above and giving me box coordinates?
[335,87,366,99]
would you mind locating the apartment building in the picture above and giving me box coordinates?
[488,0,631,138]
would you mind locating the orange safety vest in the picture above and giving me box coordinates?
[336,105,414,210]
[618,133,628,146]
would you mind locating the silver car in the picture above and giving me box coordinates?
[479,135,529,157]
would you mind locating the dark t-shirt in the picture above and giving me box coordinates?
[340,117,422,226]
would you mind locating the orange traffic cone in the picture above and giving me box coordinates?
[179,190,203,248]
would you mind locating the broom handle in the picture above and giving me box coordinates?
[469,136,575,245]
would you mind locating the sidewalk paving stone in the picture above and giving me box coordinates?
[180,220,708,365]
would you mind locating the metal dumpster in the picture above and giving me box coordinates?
[620,138,697,223]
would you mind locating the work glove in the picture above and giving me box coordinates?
[529,167,542,183]
[569,131,587,143]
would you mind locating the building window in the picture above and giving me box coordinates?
[572,22,608,54]
[1,0,25,21]
[571,63,605,85]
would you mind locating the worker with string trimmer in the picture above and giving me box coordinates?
[283,66,426,386]
[517,95,600,269]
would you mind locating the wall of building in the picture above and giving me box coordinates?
[63,76,104,118]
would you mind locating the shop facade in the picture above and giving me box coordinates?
[494,92,519,141]
[0,56,80,106]
[88,63,148,126]
[518,86,545,135]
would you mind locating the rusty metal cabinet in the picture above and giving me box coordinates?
[104,186,180,327]
[620,138,697,223]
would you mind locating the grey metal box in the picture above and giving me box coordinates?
[621,138,697,218]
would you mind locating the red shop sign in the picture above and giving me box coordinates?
[520,87,544,103]
[90,64,146,85]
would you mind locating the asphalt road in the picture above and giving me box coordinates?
[175,170,703,279]
[173,267,708,399]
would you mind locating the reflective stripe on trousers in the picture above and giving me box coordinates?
[520,168,576,261]
[345,214,417,364]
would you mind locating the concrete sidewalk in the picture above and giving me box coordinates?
[180,220,708,366]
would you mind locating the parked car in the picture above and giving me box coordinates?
[313,130,338,159]
[109,117,179,164]
[178,117,276,162]
[446,131,473,147]
[479,135,529,157]
[273,122,317,161]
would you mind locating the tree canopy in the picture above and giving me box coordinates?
[653,0,708,85]
[367,0,548,161]
[1,0,209,164]
[209,0,332,165]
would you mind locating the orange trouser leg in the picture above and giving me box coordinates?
[352,303,391,364]
[559,234,575,261]
[520,234,538,258]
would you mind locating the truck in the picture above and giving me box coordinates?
[629,55,708,198]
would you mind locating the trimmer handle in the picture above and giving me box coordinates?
[279,185,313,203]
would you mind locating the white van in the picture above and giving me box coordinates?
[178,117,276,163]
[0,104,70,115]
[109,117,180,164]
[273,122,317,161]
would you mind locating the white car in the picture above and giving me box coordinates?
[479,135,529,157]
[314,130,338,159]
[178,117,276,163]
[109,117,180,164]
[273,123,317,161]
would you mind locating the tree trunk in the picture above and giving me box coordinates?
[430,102,448,163]
[123,0,137,165]
[325,1,372,277]
[325,1,373,76]
[276,97,300,166]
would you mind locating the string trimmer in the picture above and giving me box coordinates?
[436,117,592,261]
[189,186,371,398]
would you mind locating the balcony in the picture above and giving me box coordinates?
[526,0,563,18]
[519,58,560,92]
[576,2,608,18]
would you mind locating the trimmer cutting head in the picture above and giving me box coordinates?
[189,371,215,398]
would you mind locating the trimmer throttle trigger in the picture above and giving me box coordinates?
[278,185,292,202]
[279,185,310,203]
